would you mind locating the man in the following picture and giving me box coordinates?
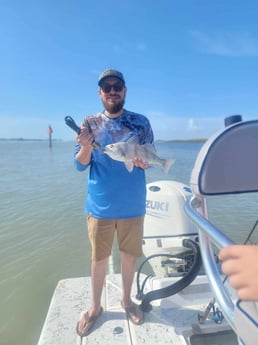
[74,69,154,336]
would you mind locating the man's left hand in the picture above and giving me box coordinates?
[132,157,149,169]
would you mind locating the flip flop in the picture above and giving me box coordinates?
[121,301,144,325]
[76,307,103,337]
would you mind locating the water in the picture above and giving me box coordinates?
[1,140,258,345]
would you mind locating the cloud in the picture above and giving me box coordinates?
[188,118,198,130]
[147,111,224,140]
[136,43,147,51]
[113,44,123,54]
[110,42,147,54]
[90,69,100,76]
[190,30,258,56]
[0,115,75,140]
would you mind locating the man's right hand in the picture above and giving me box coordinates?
[77,127,94,149]
[76,127,94,165]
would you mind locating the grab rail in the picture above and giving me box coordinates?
[185,196,236,331]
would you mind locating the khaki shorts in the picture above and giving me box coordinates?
[87,215,144,261]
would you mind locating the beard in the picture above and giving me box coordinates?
[102,98,125,114]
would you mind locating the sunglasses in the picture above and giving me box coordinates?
[100,82,124,93]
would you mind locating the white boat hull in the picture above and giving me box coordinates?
[37,274,237,345]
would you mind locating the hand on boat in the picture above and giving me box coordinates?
[219,245,258,301]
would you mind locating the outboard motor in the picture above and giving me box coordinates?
[143,180,199,277]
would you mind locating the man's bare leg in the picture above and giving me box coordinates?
[77,257,108,334]
[121,251,136,305]
[120,251,144,324]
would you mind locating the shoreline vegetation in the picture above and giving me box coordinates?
[155,138,206,143]
[0,138,62,142]
[0,138,207,143]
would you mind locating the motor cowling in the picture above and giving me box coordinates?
[143,180,199,277]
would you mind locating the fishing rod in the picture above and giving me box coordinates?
[198,219,258,324]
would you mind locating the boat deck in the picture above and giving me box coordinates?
[37,274,236,345]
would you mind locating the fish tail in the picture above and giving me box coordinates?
[162,159,175,174]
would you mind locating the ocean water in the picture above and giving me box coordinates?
[1,140,258,345]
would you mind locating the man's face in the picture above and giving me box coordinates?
[99,77,127,114]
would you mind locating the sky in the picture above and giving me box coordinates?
[1,0,258,141]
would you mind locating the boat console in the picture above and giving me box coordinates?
[185,117,258,345]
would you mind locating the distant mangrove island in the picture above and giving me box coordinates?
[0,138,207,143]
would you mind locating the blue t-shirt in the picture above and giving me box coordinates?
[74,110,154,219]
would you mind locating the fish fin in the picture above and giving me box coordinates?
[124,160,134,172]
[127,135,140,145]
[142,143,156,153]
[162,159,175,174]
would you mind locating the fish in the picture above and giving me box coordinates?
[103,137,175,173]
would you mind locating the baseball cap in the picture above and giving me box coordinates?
[98,69,125,86]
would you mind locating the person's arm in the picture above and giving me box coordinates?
[218,245,258,301]
[74,127,94,170]
[76,127,94,165]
